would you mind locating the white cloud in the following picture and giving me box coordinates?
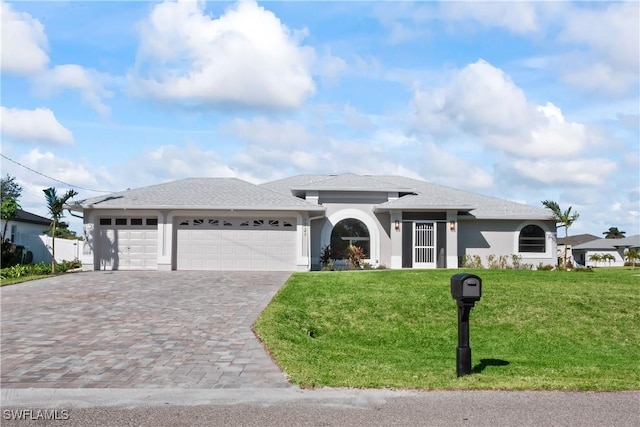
[414,60,534,137]
[1,1,113,115]
[512,159,616,186]
[548,2,639,96]
[439,1,539,34]
[0,0,49,74]
[132,0,316,109]
[34,65,113,116]
[0,107,74,145]
[418,141,494,189]
[560,2,638,72]
[413,60,596,159]
[224,117,313,147]
[124,144,237,183]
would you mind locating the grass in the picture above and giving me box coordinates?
[253,268,640,390]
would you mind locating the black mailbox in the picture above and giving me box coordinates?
[451,273,482,303]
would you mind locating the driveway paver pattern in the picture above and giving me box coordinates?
[1,271,291,389]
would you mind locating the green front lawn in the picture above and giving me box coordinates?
[253,269,640,390]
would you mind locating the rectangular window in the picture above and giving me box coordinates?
[179,220,189,226]
[115,218,127,226]
[10,225,17,243]
[131,218,143,226]
[208,219,219,226]
[100,218,112,226]
[268,220,279,227]
[146,218,158,226]
[253,220,264,227]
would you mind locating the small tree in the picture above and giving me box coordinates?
[1,175,23,241]
[625,249,639,270]
[588,253,602,267]
[542,200,580,268]
[601,253,616,266]
[346,244,364,269]
[603,227,626,239]
[43,187,78,273]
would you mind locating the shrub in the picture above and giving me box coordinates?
[0,259,81,281]
[537,263,554,271]
[320,245,339,269]
[346,244,364,269]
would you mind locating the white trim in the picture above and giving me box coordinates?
[320,208,380,265]
[514,221,553,259]
[413,221,437,269]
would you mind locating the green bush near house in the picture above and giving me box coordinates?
[0,260,81,286]
[254,268,640,390]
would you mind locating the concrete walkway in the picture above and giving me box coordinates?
[1,271,291,389]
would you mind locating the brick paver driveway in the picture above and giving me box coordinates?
[1,271,291,389]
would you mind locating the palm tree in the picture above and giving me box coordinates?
[588,253,602,267]
[603,227,626,239]
[542,200,580,268]
[43,187,78,273]
[625,249,639,270]
[602,253,616,266]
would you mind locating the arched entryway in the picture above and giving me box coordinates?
[330,218,370,259]
[320,209,380,265]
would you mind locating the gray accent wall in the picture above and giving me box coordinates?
[458,219,557,268]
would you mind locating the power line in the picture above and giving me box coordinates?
[1,153,113,193]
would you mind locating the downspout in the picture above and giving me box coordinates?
[307,214,325,270]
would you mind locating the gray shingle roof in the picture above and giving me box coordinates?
[12,209,50,225]
[262,173,553,220]
[290,173,414,192]
[76,178,325,212]
[572,235,640,250]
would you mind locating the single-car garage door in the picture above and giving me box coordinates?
[97,217,158,270]
[176,217,297,271]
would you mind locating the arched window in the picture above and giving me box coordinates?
[331,218,370,258]
[519,225,546,253]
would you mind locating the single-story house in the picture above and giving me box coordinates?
[572,235,640,267]
[0,209,52,264]
[70,173,557,271]
[557,234,600,265]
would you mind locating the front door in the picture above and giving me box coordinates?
[413,222,436,269]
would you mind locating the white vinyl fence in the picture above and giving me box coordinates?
[38,235,82,263]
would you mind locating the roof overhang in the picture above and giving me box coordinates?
[373,205,476,213]
[71,202,326,213]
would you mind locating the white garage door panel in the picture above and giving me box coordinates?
[98,227,157,270]
[176,221,297,271]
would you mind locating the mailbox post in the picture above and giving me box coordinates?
[450,273,482,377]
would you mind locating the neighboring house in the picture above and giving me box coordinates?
[70,173,557,272]
[0,209,51,264]
[557,234,600,266]
[572,235,640,267]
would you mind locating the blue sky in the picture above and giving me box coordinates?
[1,0,638,237]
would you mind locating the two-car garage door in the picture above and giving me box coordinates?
[176,217,297,271]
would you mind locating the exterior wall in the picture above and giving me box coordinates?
[0,219,52,264]
[312,192,391,269]
[458,219,557,268]
[398,211,458,269]
[573,249,627,267]
[83,208,310,271]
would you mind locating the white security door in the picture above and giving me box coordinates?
[413,222,436,269]
[176,217,297,271]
